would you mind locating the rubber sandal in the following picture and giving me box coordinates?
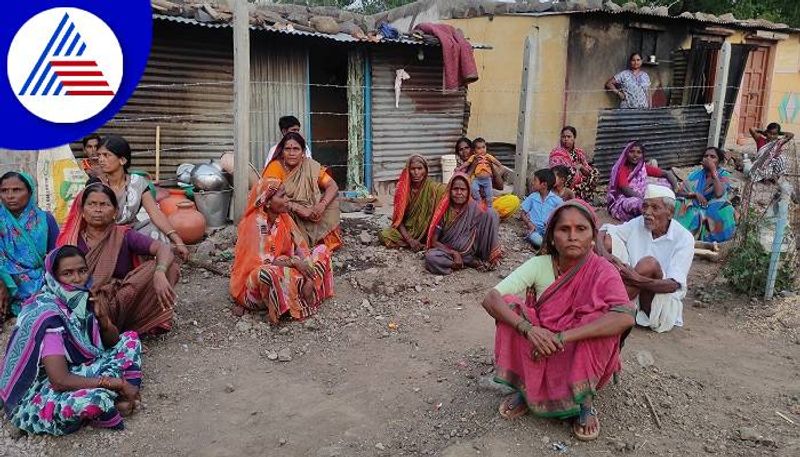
[498,393,528,420]
[573,404,600,441]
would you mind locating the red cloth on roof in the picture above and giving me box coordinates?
[413,23,478,90]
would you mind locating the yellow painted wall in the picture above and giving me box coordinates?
[445,15,570,153]
[724,31,800,147]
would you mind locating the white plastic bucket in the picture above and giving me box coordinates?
[440,154,458,183]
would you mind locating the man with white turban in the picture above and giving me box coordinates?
[597,184,695,332]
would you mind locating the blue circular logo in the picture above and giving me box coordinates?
[1,0,152,149]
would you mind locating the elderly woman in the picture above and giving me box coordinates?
[230,178,333,323]
[675,147,736,242]
[607,141,675,222]
[548,126,599,201]
[379,155,445,251]
[262,132,342,251]
[58,184,179,335]
[0,172,60,319]
[0,245,142,435]
[424,173,502,275]
[59,136,189,260]
[481,200,634,441]
[605,53,651,109]
[748,122,794,183]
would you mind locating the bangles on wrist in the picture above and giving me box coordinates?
[98,376,113,389]
[515,320,533,336]
[156,263,168,273]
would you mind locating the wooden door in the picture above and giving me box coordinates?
[737,46,770,139]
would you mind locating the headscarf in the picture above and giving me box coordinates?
[0,246,103,416]
[255,178,282,209]
[0,172,49,314]
[390,154,428,228]
[607,141,648,205]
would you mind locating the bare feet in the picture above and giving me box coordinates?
[301,281,316,305]
[498,392,528,420]
[232,305,246,317]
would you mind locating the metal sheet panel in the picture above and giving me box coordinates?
[83,22,234,177]
[370,46,466,182]
[592,106,711,182]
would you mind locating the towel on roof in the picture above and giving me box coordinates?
[413,23,478,90]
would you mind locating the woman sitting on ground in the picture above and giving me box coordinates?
[607,141,676,222]
[481,200,634,441]
[1,172,60,320]
[548,126,599,201]
[230,178,333,323]
[59,135,189,260]
[0,245,142,435]
[261,132,342,251]
[675,147,736,242]
[58,184,179,335]
[748,122,794,183]
[424,173,502,275]
[379,155,445,251]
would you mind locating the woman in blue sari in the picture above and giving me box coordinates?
[0,172,59,319]
[0,245,142,435]
[675,147,736,242]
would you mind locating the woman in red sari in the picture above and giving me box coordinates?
[548,126,599,201]
[481,200,634,441]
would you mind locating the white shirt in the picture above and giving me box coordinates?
[264,143,312,168]
[601,216,694,298]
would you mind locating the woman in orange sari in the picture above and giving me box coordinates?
[261,132,341,251]
[229,178,333,323]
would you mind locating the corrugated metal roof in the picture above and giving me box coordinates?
[153,14,437,46]
[592,106,711,183]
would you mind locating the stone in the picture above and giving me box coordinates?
[654,6,669,16]
[636,350,655,367]
[193,239,216,263]
[224,383,235,393]
[279,438,287,446]
[359,230,373,245]
[278,348,293,362]
[738,427,762,442]
[361,299,374,313]
[621,2,638,12]
[605,1,622,13]
[266,350,278,361]
[541,436,550,444]
[415,285,422,293]
[235,320,252,333]
[375,443,386,451]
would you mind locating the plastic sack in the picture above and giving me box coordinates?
[36,145,87,224]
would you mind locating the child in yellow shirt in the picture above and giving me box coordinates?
[459,138,502,204]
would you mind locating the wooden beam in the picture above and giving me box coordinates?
[514,30,538,197]
[232,0,250,221]
[707,41,730,148]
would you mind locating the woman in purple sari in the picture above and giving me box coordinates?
[424,173,502,275]
[606,141,673,221]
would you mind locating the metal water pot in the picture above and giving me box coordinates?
[191,162,229,191]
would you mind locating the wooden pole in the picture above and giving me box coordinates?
[514,30,538,197]
[155,125,161,182]
[232,0,251,221]
[707,41,731,148]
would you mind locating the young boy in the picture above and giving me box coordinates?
[520,169,563,248]
[459,138,502,204]
[551,165,575,200]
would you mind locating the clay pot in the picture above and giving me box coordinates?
[168,201,206,245]
[159,188,191,216]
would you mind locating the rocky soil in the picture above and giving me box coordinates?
[1,210,798,457]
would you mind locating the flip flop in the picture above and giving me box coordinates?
[573,404,600,441]
[498,392,528,420]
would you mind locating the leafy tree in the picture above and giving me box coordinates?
[635,0,800,28]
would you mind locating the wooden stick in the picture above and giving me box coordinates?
[155,125,161,182]
[187,259,229,277]
[644,393,662,429]
[776,411,796,425]
[694,248,721,262]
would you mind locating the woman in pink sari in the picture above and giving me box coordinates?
[481,200,634,441]
[548,126,599,201]
[606,141,673,221]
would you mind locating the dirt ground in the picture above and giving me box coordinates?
[2,209,799,457]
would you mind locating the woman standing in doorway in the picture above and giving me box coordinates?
[605,53,651,109]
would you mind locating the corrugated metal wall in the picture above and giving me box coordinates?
[592,106,711,182]
[92,22,235,177]
[250,33,309,168]
[370,46,467,182]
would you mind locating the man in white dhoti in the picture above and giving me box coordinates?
[597,184,694,333]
